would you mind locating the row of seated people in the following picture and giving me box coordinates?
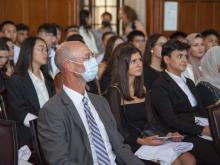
[0,19,219,164]
[105,41,220,164]
[0,34,218,163]
[0,19,219,104]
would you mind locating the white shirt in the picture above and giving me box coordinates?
[79,26,99,54]
[166,70,197,107]
[63,85,117,165]
[13,45,20,64]
[48,48,59,78]
[183,64,195,83]
[23,70,50,127]
[28,70,49,108]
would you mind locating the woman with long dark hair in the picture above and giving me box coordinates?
[6,36,55,147]
[99,36,124,93]
[143,33,167,89]
[79,9,99,54]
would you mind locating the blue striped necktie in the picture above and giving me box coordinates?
[82,96,111,165]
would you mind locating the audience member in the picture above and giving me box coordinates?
[52,23,62,49]
[94,11,114,54]
[150,39,220,164]
[201,29,219,52]
[64,25,79,39]
[0,20,20,64]
[1,37,15,77]
[105,43,195,165]
[183,33,205,82]
[37,41,144,165]
[170,31,187,43]
[143,34,167,89]
[79,10,99,54]
[37,23,58,77]
[66,33,100,95]
[66,34,85,43]
[119,5,146,36]
[0,20,17,43]
[96,31,115,64]
[16,23,29,47]
[127,30,146,54]
[99,36,124,93]
[0,38,10,92]
[196,46,220,107]
[6,36,55,147]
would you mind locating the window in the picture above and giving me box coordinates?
[83,0,123,34]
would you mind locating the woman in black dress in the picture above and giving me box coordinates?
[105,43,195,165]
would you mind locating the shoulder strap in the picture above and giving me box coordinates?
[111,85,125,105]
[111,86,143,135]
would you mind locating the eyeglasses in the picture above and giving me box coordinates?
[0,56,9,61]
[3,30,16,34]
[68,52,95,63]
[207,40,218,45]
[35,46,48,53]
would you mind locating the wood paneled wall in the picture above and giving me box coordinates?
[0,0,80,34]
[1,0,219,37]
[147,0,220,37]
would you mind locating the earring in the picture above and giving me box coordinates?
[151,50,154,53]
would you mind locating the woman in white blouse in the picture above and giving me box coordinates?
[6,36,55,148]
[79,10,99,55]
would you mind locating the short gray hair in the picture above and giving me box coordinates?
[54,42,71,73]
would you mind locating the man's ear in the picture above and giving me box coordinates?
[163,56,170,66]
[63,60,73,72]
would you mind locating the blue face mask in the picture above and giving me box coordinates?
[70,57,98,82]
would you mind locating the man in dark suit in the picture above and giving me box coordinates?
[37,41,144,165]
[150,39,220,164]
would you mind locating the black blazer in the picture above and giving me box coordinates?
[6,71,55,123]
[150,72,207,135]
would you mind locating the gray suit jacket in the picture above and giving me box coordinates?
[38,89,144,165]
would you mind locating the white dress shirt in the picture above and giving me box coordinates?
[13,45,20,64]
[28,70,49,108]
[23,70,50,127]
[63,85,117,165]
[48,48,59,78]
[183,64,195,83]
[79,26,99,54]
[166,70,198,107]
